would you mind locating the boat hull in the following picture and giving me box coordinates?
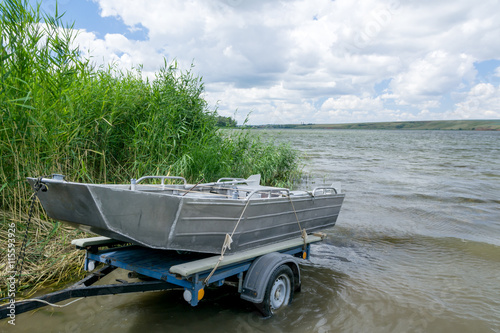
[28,177,344,254]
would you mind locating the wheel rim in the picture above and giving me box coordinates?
[270,274,291,311]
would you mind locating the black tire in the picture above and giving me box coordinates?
[255,264,294,317]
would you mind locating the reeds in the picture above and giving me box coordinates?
[0,0,300,298]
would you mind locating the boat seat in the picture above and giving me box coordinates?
[289,191,310,196]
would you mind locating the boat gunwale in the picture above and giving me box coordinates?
[29,177,344,203]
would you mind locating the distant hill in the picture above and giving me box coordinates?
[249,120,500,131]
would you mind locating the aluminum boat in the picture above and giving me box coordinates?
[28,174,344,254]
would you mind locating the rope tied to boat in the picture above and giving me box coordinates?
[287,194,308,250]
[204,197,252,285]
[14,177,47,295]
[204,189,309,285]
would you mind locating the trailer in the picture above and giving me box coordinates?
[0,234,324,319]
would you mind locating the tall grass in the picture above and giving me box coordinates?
[0,0,300,297]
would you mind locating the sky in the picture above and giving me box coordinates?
[36,0,500,125]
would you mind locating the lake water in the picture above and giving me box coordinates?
[4,129,500,332]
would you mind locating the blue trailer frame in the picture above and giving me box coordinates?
[0,234,324,319]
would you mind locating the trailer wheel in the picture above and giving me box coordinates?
[256,264,294,317]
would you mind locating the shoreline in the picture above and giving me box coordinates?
[246,119,500,131]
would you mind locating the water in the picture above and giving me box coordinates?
[3,130,500,332]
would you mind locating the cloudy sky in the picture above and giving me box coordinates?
[38,0,500,125]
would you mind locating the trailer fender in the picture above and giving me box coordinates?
[240,252,300,304]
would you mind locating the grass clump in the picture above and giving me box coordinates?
[0,0,300,298]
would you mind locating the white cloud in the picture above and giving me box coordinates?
[69,0,500,124]
[387,51,476,107]
[321,95,383,112]
[452,83,500,119]
[74,30,160,77]
[318,95,388,123]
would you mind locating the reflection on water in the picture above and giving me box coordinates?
[3,130,499,332]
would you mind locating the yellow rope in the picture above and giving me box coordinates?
[204,198,252,285]
[287,194,307,248]
[204,192,307,285]
[287,195,302,231]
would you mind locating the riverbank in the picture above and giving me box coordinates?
[249,119,500,131]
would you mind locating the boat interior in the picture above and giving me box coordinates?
[126,175,337,200]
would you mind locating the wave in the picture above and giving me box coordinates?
[320,226,500,264]
[388,192,495,204]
